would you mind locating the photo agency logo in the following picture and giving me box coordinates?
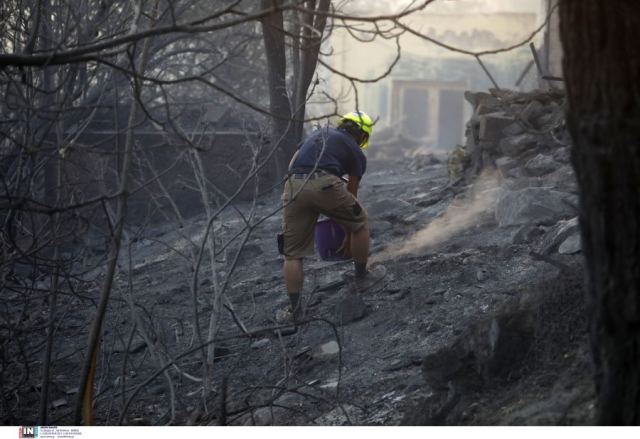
[19,426,39,438]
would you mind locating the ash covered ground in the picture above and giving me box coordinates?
[4,89,595,426]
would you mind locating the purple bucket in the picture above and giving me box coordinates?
[315,218,350,261]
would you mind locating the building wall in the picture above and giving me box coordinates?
[317,10,540,150]
[545,0,563,78]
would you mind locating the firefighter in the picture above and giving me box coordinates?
[280,111,386,323]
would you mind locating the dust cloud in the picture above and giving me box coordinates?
[372,171,501,263]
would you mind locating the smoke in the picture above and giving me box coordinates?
[372,171,501,262]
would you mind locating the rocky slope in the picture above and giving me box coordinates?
[3,88,595,426]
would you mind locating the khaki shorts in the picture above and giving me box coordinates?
[282,174,368,260]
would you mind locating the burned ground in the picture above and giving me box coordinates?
[2,90,595,426]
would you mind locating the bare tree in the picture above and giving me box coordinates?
[259,0,331,173]
[0,0,453,426]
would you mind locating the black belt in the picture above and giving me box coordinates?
[290,169,331,180]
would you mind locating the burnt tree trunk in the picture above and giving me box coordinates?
[291,0,330,142]
[260,0,296,176]
[559,1,640,425]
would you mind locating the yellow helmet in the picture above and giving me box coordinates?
[339,111,374,149]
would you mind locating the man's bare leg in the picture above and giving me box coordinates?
[350,225,369,278]
[283,258,303,319]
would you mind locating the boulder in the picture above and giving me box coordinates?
[499,134,537,157]
[464,91,500,109]
[543,164,578,192]
[335,293,367,325]
[551,146,571,164]
[520,100,545,125]
[502,122,526,137]
[476,102,502,117]
[538,216,579,254]
[495,156,519,178]
[502,176,546,191]
[536,102,565,128]
[558,233,582,254]
[479,113,516,142]
[525,154,560,176]
[495,187,574,227]
[310,340,341,360]
[512,224,545,245]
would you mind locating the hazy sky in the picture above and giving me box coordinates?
[428,0,542,13]
[345,0,544,17]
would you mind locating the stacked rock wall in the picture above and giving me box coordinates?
[455,88,581,256]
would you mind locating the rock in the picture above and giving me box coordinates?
[520,100,545,125]
[512,224,545,244]
[335,294,367,325]
[408,153,441,171]
[536,102,565,128]
[558,233,582,254]
[495,188,574,227]
[478,113,516,142]
[502,122,525,137]
[251,338,270,349]
[502,176,547,191]
[495,156,522,179]
[551,146,571,164]
[499,134,537,157]
[525,154,560,176]
[543,164,578,192]
[310,340,340,360]
[464,91,500,109]
[64,387,79,395]
[51,398,68,409]
[475,103,497,116]
[538,217,579,254]
[495,156,517,173]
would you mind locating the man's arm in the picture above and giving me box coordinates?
[337,175,361,258]
[347,175,360,198]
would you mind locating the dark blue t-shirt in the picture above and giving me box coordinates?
[290,127,367,178]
